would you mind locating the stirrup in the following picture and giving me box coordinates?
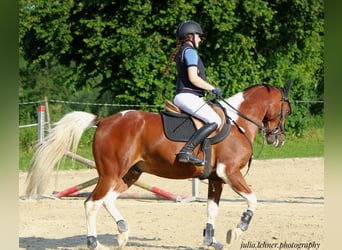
[178,152,204,165]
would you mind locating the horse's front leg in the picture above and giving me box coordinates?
[203,179,225,250]
[224,170,257,245]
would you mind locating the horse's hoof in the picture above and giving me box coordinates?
[87,235,97,249]
[211,241,224,250]
[226,228,243,244]
[117,231,129,249]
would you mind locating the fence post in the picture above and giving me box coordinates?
[37,105,45,143]
[44,96,51,131]
[192,178,199,197]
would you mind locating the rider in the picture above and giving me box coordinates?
[164,20,223,165]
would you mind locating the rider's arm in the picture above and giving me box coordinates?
[184,49,215,91]
[187,66,215,91]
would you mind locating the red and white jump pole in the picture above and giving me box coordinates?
[53,176,189,202]
[53,177,98,198]
[133,181,185,202]
[66,192,171,200]
[54,151,190,202]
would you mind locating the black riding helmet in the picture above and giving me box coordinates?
[176,20,206,40]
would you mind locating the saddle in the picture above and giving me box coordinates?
[161,100,231,179]
[164,100,227,137]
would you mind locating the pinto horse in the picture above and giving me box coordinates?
[26,81,292,249]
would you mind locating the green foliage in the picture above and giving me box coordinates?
[19,0,324,136]
[19,126,37,152]
[19,125,96,171]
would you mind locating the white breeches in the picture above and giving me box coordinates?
[174,93,222,127]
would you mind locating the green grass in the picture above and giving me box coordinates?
[253,127,324,159]
[253,135,323,159]
[19,149,94,172]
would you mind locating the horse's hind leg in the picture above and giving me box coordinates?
[84,176,114,249]
[85,177,131,249]
[102,166,142,249]
[102,184,129,249]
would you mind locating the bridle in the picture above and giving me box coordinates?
[261,88,291,138]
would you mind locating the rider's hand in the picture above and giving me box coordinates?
[212,88,223,98]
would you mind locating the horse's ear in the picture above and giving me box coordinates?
[283,80,292,100]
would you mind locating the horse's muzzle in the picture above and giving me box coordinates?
[266,133,285,147]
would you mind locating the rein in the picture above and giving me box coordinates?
[219,97,263,129]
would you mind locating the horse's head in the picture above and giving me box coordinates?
[262,80,292,147]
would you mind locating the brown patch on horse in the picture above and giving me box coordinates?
[164,100,226,138]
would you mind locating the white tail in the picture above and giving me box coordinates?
[25,111,98,197]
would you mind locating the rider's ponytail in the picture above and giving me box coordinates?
[163,40,182,75]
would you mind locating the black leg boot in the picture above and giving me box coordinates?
[178,122,218,165]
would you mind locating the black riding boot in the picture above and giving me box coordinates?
[178,122,218,165]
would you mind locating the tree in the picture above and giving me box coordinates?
[19,0,324,135]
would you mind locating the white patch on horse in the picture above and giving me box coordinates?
[85,198,104,237]
[120,110,135,116]
[207,199,219,226]
[219,92,244,123]
[216,162,229,184]
[103,189,125,222]
[237,191,257,212]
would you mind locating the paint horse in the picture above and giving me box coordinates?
[26,81,292,249]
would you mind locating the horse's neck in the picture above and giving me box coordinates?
[222,92,244,122]
[222,90,265,125]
